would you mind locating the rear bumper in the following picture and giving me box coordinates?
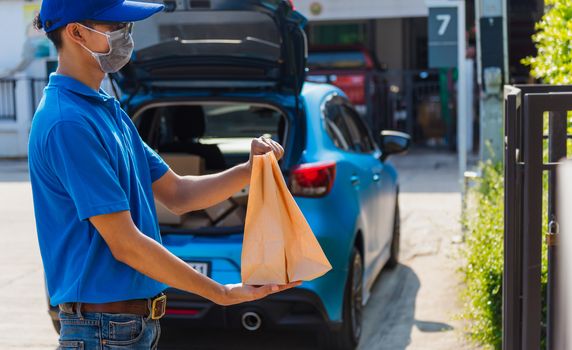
[48,288,340,332]
[161,287,341,331]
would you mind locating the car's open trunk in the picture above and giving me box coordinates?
[116,1,308,96]
[133,100,289,235]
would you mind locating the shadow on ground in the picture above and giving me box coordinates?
[357,264,454,350]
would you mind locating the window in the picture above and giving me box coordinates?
[201,105,282,139]
[341,104,375,153]
[324,100,353,151]
[143,103,285,157]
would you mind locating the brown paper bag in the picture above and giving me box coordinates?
[241,152,332,285]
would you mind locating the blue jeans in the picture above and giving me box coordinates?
[58,307,161,350]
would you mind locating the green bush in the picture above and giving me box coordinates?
[459,161,504,349]
[460,162,551,350]
[522,0,572,84]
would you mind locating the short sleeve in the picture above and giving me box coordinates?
[45,121,130,221]
[142,141,169,183]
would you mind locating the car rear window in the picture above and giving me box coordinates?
[150,103,284,146]
[202,104,283,139]
[308,51,367,70]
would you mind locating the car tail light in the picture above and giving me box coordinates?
[289,161,336,197]
[331,75,366,105]
[288,0,296,10]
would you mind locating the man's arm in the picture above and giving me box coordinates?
[153,137,284,215]
[89,210,300,305]
[152,163,249,215]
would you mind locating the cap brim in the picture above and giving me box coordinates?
[91,1,164,23]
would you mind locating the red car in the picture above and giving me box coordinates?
[306,45,389,135]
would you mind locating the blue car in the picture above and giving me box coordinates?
[46,1,409,349]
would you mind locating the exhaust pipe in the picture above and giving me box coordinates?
[241,311,262,331]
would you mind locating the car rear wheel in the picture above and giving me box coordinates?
[322,247,363,350]
[386,197,400,269]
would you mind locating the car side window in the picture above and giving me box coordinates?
[341,104,375,153]
[324,100,353,151]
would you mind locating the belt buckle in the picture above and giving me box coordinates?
[150,293,167,320]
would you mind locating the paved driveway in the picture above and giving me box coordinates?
[0,150,478,349]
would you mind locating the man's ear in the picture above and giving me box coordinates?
[64,23,87,46]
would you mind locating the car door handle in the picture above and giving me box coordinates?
[350,175,360,186]
[373,173,381,182]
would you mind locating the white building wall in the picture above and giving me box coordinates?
[376,19,405,70]
[0,0,32,71]
[0,0,43,158]
[294,0,428,21]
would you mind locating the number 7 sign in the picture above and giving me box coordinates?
[425,0,469,194]
[428,7,458,68]
[436,14,452,35]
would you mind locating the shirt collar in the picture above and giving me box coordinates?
[48,73,115,103]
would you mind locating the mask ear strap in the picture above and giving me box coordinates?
[76,22,109,37]
[75,22,112,56]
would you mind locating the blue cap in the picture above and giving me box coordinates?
[40,0,165,33]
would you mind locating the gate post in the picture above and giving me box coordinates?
[521,94,544,350]
[502,86,522,350]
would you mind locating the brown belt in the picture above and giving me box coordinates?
[59,293,167,320]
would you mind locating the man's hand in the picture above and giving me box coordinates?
[248,136,285,171]
[90,211,302,307]
[217,281,302,306]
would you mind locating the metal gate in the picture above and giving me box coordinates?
[364,69,446,143]
[0,79,17,121]
[503,85,571,350]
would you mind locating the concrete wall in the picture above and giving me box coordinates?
[374,17,428,71]
[0,0,36,71]
[375,19,405,70]
[0,1,65,158]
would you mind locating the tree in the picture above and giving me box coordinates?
[523,0,572,84]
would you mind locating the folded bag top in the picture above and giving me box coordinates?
[241,152,332,285]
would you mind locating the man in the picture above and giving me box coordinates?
[28,0,300,348]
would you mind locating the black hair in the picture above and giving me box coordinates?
[33,14,64,50]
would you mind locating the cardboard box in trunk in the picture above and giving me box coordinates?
[180,212,212,229]
[232,186,249,206]
[215,206,247,227]
[160,153,205,175]
[204,199,235,222]
[155,202,184,225]
[154,153,205,225]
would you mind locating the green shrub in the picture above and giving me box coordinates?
[522,0,572,84]
[460,160,550,350]
[459,161,504,349]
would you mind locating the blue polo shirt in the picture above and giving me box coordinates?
[28,73,170,306]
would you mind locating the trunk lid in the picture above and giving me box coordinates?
[114,0,308,96]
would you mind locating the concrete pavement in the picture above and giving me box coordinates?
[0,150,478,349]
[0,159,58,349]
[358,150,477,350]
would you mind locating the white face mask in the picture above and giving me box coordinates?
[76,22,134,74]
